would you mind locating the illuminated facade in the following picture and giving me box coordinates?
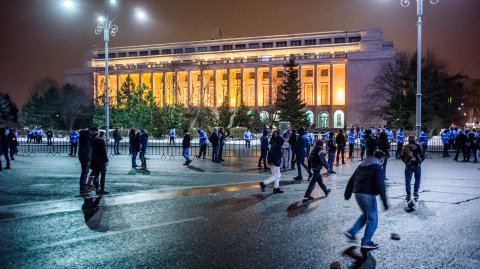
[66,28,396,128]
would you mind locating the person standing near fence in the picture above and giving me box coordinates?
[259,133,284,194]
[113,127,122,155]
[244,129,252,148]
[335,129,346,166]
[169,128,176,145]
[453,129,467,162]
[395,128,404,159]
[196,129,208,159]
[91,131,109,195]
[288,129,297,170]
[209,128,220,162]
[420,130,428,155]
[466,131,478,163]
[139,129,149,169]
[69,129,79,157]
[326,131,337,175]
[258,129,269,169]
[219,128,226,162]
[348,128,356,159]
[78,127,96,194]
[182,129,192,166]
[365,129,377,157]
[442,129,450,157]
[46,129,53,146]
[0,128,10,170]
[131,130,141,168]
[7,128,18,161]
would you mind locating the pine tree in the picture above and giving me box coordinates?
[276,55,310,129]
[217,96,234,128]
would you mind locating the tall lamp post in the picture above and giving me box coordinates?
[401,0,440,140]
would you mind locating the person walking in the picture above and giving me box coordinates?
[441,129,450,157]
[196,129,208,159]
[182,129,192,165]
[303,140,331,201]
[419,130,428,155]
[169,128,176,145]
[69,129,79,156]
[7,128,18,161]
[259,133,285,194]
[395,128,404,159]
[112,127,122,155]
[244,129,252,148]
[288,129,297,170]
[0,128,10,169]
[91,131,109,195]
[78,127,97,193]
[348,128,356,159]
[209,128,220,162]
[400,135,425,201]
[336,129,346,166]
[453,129,467,162]
[281,127,292,171]
[293,127,312,181]
[377,131,390,180]
[326,131,337,175]
[466,131,478,163]
[258,129,269,169]
[365,129,377,157]
[139,129,149,169]
[359,128,366,161]
[344,150,389,250]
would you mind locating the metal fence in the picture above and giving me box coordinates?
[16,136,456,159]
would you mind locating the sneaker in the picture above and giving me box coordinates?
[330,171,336,174]
[406,194,411,201]
[344,231,356,240]
[259,182,266,192]
[96,190,110,195]
[293,176,303,181]
[361,241,379,250]
[325,189,331,196]
[413,192,419,200]
[303,194,314,201]
[342,162,346,164]
[273,188,284,194]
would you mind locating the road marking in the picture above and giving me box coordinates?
[28,216,205,251]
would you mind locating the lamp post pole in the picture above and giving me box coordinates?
[401,0,439,140]
[95,11,118,144]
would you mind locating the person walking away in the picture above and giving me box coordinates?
[113,127,122,155]
[182,129,192,165]
[293,127,312,181]
[169,128,176,145]
[128,129,136,155]
[282,127,292,171]
[303,140,331,201]
[395,128,404,159]
[359,128,366,161]
[336,129,346,166]
[244,129,252,148]
[258,129,269,169]
[0,129,9,169]
[419,130,428,155]
[441,129,450,157]
[196,129,208,159]
[209,128,220,162]
[131,131,141,168]
[218,128,226,162]
[377,131,390,180]
[365,129,377,157]
[91,131,109,195]
[400,135,425,201]
[288,129,297,170]
[7,128,18,160]
[259,134,285,194]
[78,127,96,193]
[46,129,53,146]
[344,150,388,250]
[326,132,337,175]
[139,129,149,169]
[69,129,79,156]
[466,131,478,163]
[348,128,356,159]
[453,129,467,162]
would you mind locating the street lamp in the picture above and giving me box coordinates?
[401,0,439,140]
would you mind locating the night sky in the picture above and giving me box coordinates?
[0,0,479,106]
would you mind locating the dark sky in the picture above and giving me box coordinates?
[1,0,479,106]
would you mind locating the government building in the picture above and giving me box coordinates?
[65,28,396,129]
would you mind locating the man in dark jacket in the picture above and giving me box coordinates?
[112,127,122,155]
[293,127,312,181]
[258,129,269,169]
[335,129,346,166]
[288,129,297,170]
[400,135,425,201]
[78,127,97,193]
[209,128,220,162]
[304,140,331,201]
[344,150,388,251]
[91,131,109,195]
[182,129,192,165]
[259,132,284,194]
[139,129,149,169]
[365,129,377,157]
[326,131,337,175]
[46,129,54,146]
[218,128,226,162]
[0,128,10,170]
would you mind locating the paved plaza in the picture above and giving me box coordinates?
[0,153,479,268]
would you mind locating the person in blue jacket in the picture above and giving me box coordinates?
[419,130,428,155]
[359,128,366,161]
[348,128,356,159]
[196,129,208,159]
[293,127,312,181]
[442,129,450,157]
[69,129,79,156]
[244,129,252,148]
[139,129,149,168]
[169,128,176,145]
[395,128,404,159]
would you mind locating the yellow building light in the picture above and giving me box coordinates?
[335,88,345,105]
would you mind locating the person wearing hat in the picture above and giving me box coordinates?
[303,140,331,201]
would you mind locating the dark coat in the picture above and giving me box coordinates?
[365,134,377,156]
[377,134,390,157]
[335,132,346,147]
[308,146,329,170]
[78,130,93,162]
[91,137,108,171]
[209,131,220,147]
[182,133,191,149]
[267,136,284,167]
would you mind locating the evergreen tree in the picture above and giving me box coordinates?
[217,96,234,128]
[0,93,18,125]
[276,55,310,129]
[233,102,250,128]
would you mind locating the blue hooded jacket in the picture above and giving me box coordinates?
[294,127,309,158]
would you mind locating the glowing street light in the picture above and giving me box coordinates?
[401,0,440,140]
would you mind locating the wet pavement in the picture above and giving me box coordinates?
[0,154,479,268]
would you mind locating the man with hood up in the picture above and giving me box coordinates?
[293,127,312,181]
[344,150,388,251]
[259,131,285,194]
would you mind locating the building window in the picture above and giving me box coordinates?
[262,71,269,79]
[277,70,284,77]
[249,72,255,79]
[318,112,329,128]
[161,49,171,55]
[118,52,127,57]
[210,46,220,51]
[139,51,148,56]
[173,48,183,54]
[235,44,246,50]
[276,41,287,47]
[108,53,116,58]
[320,83,329,105]
[222,74,228,80]
[248,43,260,49]
[198,47,208,52]
[262,42,273,48]
[128,51,137,57]
[223,45,233,51]
[235,73,242,80]
[306,111,314,126]
[321,69,329,77]
[290,40,302,46]
[334,37,346,43]
[306,70,313,77]
[334,110,344,128]
[305,39,316,45]
[185,48,195,53]
[98,54,105,59]
[349,36,361,43]
[319,38,331,45]
[150,50,159,56]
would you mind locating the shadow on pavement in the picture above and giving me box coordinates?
[212,193,272,211]
[286,197,326,218]
[128,168,151,175]
[82,196,105,231]
[341,246,377,269]
[187,166,205,172]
